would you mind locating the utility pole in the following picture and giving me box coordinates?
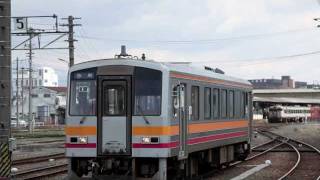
[0,0,12,178]
[27,30,34,133]
[16,58,19,127]
[21,67,24,121]
[61,16,81,67]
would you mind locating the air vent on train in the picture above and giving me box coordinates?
[204,66,225,74]
[115,45,132,58]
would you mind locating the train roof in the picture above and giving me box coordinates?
[70,58,252,87]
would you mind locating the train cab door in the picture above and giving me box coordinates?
[98,76,131,156]
[174,83,188,160]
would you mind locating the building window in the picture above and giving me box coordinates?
[191,86,199,121]
[229,90,234,118]
[44,69,48,73]
[39,80,42,86]
[221,89,227,118]
[213,88,219,119]
[204,87,211,119]
[32,94,38,98]
[44,94,51,98]
[44,79,48,83]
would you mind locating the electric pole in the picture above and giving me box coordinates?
[16,58,19,127]
[0,0,12,178]
[27,30,34,133]
[61,16,81,67]
[21,67,24,121]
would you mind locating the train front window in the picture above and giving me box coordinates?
[70,68,97,116]
[134,67,162,116]
[70,80,96,116]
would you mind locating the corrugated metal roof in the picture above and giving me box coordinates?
[253,97,320,104]
[253,89,320,94]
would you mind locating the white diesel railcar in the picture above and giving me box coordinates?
[65,47,253,179]
[268,105,310,123]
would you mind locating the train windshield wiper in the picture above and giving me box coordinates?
[137,105,150,125]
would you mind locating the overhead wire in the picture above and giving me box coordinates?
[75,27,315,44]
[78,27,104,58]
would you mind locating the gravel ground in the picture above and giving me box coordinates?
[210,151,297,180]
[271,122,320,149]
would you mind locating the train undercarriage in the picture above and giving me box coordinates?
[69,142,250,179]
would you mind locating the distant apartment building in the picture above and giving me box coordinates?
[13,67,58,92]
[11,86,67,124]
[249,76,307,89]
[12,67,61,122]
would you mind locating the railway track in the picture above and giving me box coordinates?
[12,153,68,179]
[205,129,320,180]
[257,130,320,180]
[13,153,65,166]
[13,163,68,180]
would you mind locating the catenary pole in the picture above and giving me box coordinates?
[0,0,12,178]
[21,67,24,122]
[28,30,34,133]
[61,16,81,67]
[16,58,19,127]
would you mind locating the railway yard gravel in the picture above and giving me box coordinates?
[209,120,320,180]
[11,133,67,179]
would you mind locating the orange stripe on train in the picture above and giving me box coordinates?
[65,120,248,136]
[65,126,96,135]
[133,120,248,136]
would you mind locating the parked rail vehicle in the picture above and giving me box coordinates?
[268,105,311,123]
[65,47,253,179]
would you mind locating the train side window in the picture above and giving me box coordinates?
[229,90,234,118]
[221,89,227,118]
[191,86,199,121]
[213,88,220,119]
[240,92,244,118]
[245,92,249,117]
[204,87,211,119]
[235,91,241,118]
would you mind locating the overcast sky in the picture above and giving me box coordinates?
[11,0,320,85]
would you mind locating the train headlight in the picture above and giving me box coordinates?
[141,137,159,144]
[142,137,151,144]
[79,137,88,144]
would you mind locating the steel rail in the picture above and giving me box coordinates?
[277,141,301,180]
[13,163,68,179]
[13,153,65,166]
[251,139,277,150]
[257,130,320,180]
[230,137,284,167]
